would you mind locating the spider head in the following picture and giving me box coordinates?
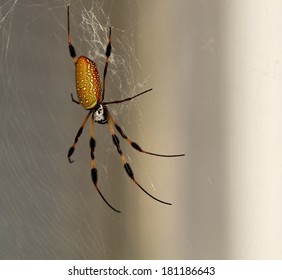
[94,104,108,124]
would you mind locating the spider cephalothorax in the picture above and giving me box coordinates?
[67,5,185,213]
[94,104,108,124]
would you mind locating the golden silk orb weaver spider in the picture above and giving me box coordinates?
[67,5,185,213]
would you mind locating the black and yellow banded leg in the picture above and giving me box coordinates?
[67,5,77,63]
[107,112,171,205]
[107,113,185,158]
[68,111,92,163]
[102,27,112,101]
[90,114,121,213]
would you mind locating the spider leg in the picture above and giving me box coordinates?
[70,93,80,104]
[67,6,77,63]
[90,114,121,213]
[107,112,185,158]
[102,27,112,101]
[103,88,152,105]
[107,111,171,206]
[68,111,92,163]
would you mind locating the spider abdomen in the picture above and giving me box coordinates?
[75,56,101,110]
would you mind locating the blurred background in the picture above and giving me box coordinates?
[0,0,282,259]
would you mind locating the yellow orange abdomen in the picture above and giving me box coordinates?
[75,56,101,109]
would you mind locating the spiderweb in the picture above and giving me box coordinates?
[0,0,191,260]
[0,0,152,260]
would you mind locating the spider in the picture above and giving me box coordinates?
[67,5,185,213]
